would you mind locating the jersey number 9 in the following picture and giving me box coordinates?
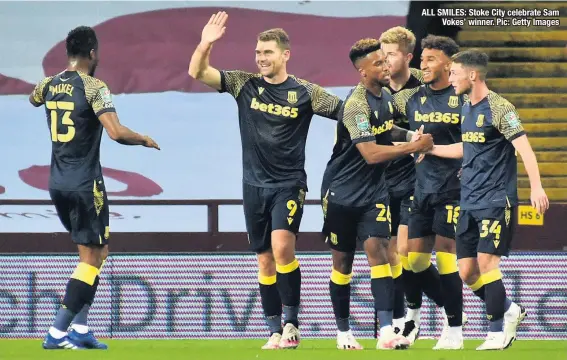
[47,101,76,143]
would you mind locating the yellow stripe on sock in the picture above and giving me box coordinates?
[408,252,431,273]
[469,276,484,291]
[436,252,458,275]
[258,274,277,285]
[70,262,99,286]
[371,264,392,279]
[276,258,299,274]
[400,255,411,271]
[391,263,403,279]
[330,269,352,285]
[481,269,502,285]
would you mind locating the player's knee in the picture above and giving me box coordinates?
[434,235,456,254]
[363,236,388,255]
[408,252,432,273]
[101,245,109,261]
[78,244,106,269]
[331,250,354,275]
[436,252,458,275]
[257,250,276,276]
[387,237,398,263]
[477,253,501,274]
[271,230,296,265]
[397,241,409,257]
[387,251,399,267]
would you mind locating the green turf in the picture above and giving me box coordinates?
[0,339,565,360]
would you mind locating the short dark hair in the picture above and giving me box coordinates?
[349,38,381,66]
[66,26,98,58]
[452,49,489,79]
[258,28,291,50]
[421,35,459,58]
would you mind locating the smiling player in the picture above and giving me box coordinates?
[188,11,343,349]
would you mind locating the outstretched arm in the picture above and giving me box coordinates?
[428,142,464,159]
[188,11,228,91]
[98,112,159,149]
[89,82,159,149]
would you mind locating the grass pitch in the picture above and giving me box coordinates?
[0,339,565,360]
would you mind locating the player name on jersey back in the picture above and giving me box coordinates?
[31,70,116,191]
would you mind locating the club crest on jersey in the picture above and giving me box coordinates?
[258,87,265,95]
[287,91,298,104]
[448,96,459,108]
[99,87,112,105]
[420,96,427,105]
[374,110,379,119]
[388,101,394,114]
[355,114,370,131]
[504,111,521,128]
[476,114,484,127]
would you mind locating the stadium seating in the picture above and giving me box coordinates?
[447,1,567,202]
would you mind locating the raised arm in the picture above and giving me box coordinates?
[188,11,228,91]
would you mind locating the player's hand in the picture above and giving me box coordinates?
[410,125,425,143]
[414,133,433,153]
[530,186,549,215]
[415,152,426,164]
[143,135,160,150]
[201,11,228,45]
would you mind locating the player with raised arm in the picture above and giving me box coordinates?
[30,26,159,350]
[425,49,546,350]
[379,26,431,335]
[391,35,465,349]
[320,38,433,350]
[188,12,342,349]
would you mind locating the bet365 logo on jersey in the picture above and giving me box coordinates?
[414,111,460,124]
[372,119,394,135]
[250,98,299,118]
[462,131,486,143]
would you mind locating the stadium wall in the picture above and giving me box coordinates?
[0,253,565,340]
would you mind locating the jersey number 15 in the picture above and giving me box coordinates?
[47,101,76,143]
